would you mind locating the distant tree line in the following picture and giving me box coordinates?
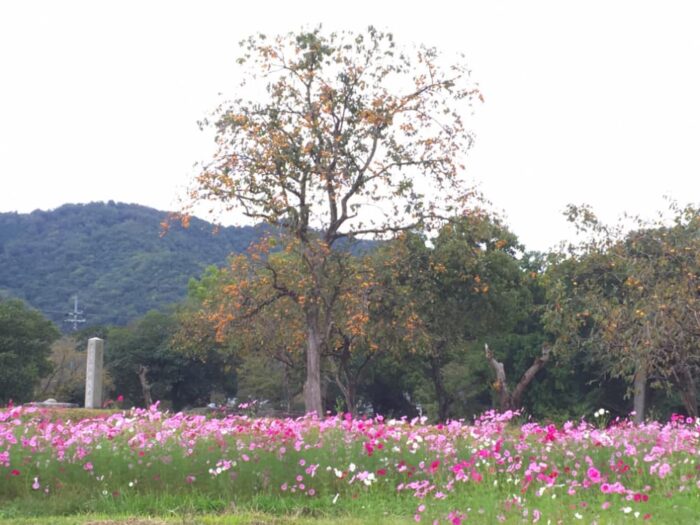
[4,202,697,424]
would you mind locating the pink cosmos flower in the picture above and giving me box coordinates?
[587,467,601,483]
[658,463,671,478]
[448,511,463,525]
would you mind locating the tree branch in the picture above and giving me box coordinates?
[510,344,551,409]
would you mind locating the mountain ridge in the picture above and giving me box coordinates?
[0,201,265,328]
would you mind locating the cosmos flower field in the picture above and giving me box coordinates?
[1,405,699,524]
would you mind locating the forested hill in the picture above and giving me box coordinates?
[0,202,265,328]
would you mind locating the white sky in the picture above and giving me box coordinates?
[1,0,698,252]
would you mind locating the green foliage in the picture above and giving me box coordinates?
[0,298,60,404]
[236,353,305,412]
[0,202,265,328]
[544,203,700,417]
[37,337,90,404]
[105,310,233,410]
[370,213,539,420]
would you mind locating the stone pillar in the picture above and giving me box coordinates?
[85,337,104,409]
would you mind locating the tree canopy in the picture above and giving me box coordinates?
[106,310,234,410]
[186,26,482,414]
[0,298,60,404]
[544,203,700,420]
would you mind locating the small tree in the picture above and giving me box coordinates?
[38,337,87,404]
[544,204,700,421]
[0,298,59,404]
[107,310,230,410]
[186,27,481,414]
[186,242,386,415]
[375,213,536,420]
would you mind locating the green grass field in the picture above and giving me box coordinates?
[1,407,698,524]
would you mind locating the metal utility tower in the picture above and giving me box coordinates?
[64,295,86,331]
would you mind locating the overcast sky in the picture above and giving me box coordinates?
[1,1,698,252]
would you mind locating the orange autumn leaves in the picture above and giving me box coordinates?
[199,237,381,359]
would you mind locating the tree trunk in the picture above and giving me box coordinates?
[336,379,356,416]
[334,362,357,416]
[283,363,292,414]
[485,344,512,411]
[331,337,374,416]
[304,308,324,417]
[632,361,647,424]
[485,344,551,412]
[510,345,551,409]
[346,382,356,416]
[137,365,153,407]
[428,351,450,422]
[678,368,698,419]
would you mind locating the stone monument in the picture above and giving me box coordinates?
[84,337,104,408]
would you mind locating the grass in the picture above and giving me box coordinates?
[0,511,414,525]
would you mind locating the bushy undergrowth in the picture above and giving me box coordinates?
[1,405,699,524]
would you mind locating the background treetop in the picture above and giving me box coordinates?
[188,26,483,243]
